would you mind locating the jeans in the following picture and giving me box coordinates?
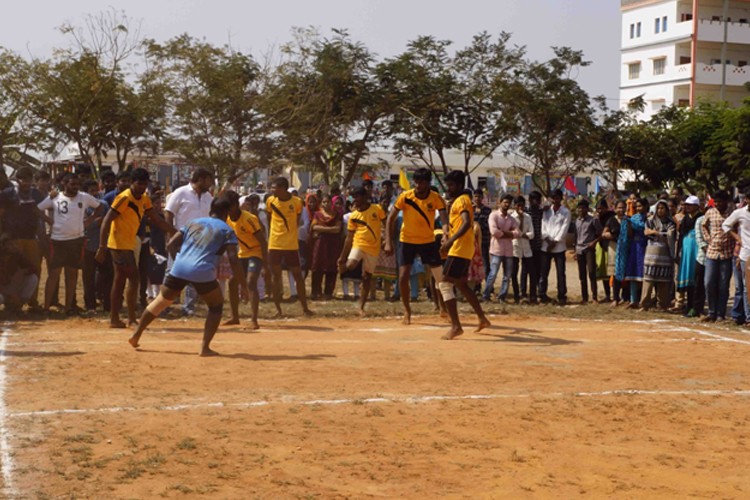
[527,248,543,301]
[704,257,732,319]
[540,251,567,302]
[733,257,746,323]
[741,259,750,322]
[483,255,515,300]
[516,256,533,300]
[576,249,597,302]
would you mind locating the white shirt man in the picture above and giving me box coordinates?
[38,190,101,241]
[165,183,213,230]
[722,205,750,262]
[541,203,571,254]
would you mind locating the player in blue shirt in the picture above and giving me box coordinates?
[129,194,249,356]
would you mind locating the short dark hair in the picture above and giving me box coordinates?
[529,191,542,202]
[101,170,116,181]
[16,167,34,181]
[63,172,78,183]
[444,170,465,188]
[550,189,563,199]
[352,187,368,198]
[501,194,514,203]
[223,190,240,205]
[191,168,213,183]
[83,179,99,192]
[211,194,232,218]
[712,190,730,202]
[381,180,393,188]
[577,199,590,208]
[413,168,432,183]
[637,197,650,211]
[513,195,526,206]
[271,177,289,190]
[362,179,373,188]
[473,189,484,197]
[596,198,609,209]
[34,170,51,181]
[131,168,149,183]
[116,170,132,182]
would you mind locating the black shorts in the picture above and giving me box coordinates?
[163,274,219,295]
[268,249,300,268]
[49,238,84,269]
[399,242,442,267]
[110,249,137,271]
[240,257,263,274]
[443,256,471,280]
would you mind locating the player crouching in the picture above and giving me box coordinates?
[338,187,386,316]
[129,194,249,356]
[439,171,491,340]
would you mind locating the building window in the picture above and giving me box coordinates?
[678,99,690,107]
[712,16,722,22]
[655,18,661,33]
[739,61,748,67]
[681,13,693,22]
[630,23,635,39]
[680,56,692,65]
[711,59,731,65]
[653,58,666,75]
[662,16,668,32]
[740,18,749,24]
[637,22,642,37]
[628,62,641,80]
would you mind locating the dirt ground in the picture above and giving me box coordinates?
[1,311,749,499]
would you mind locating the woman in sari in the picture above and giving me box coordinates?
[641,200,676,311]
[676,196,702,317]
[617,198,649,308]
[310,194,343,300]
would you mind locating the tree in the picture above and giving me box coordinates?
[386,32,524,184]
[263,28,389,187]
[145,34,270,182]
[0,48,45,174]
[506,47,598,195]
[29,9,141,178]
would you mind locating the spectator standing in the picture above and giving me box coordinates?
[81,179,108,312]
[595,199,615,301]
[574,200,602,303]
[641,200,676,311]
[676,196,701,317]
[527,191,544,304]
[540,189,571,305]
[511,195,534,303]
[694,213,708,317]
[311,195,343,300]
[722,196,750,327]
[473,189,492,282]
[604,199,628,305]
[482,194,518,302]
[164,168,214,316]
[622,198,649,307]
[701,191,734,322]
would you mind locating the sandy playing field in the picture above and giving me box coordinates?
[2,311,750,498]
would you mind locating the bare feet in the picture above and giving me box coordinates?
[610,301,619,308]
[303,308,315,317]
[199,348,220,357]
[272,312,284,319]
[358,308,367,318]
[249,321,260,330]
[128,336,140,348]
[109,320,127,329]
[474,318,491,333]
[439,309,448,319]
[128,319,138,327]
[223,318,240,326]
[441,326,464,340]
[402,313,411,326]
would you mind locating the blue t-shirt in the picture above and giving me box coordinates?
[170,217,238,283]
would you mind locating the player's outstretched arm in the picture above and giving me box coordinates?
[146,207,177,236]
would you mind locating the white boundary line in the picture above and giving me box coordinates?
[0,327,15,497]
[9,388,750,419]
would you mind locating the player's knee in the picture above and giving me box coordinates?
[146,294,174,316]
[207,303,223,315]
[438,281,455,301]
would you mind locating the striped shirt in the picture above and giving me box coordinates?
[702,207,734,260]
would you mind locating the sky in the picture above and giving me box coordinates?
[1,0,622,103]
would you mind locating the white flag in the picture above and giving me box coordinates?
[500,172,508,191]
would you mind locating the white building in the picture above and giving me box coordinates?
[621,0,750,119]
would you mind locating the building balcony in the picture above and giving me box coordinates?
[697,18,750,44]
[694,62,750,86]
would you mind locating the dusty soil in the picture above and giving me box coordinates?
[4,313,750,498]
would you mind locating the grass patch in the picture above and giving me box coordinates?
[176,437,197,451]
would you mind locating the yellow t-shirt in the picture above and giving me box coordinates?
[348,204,386,256]
[226,210,263,259]
[108,189,152,250]
[447,193,475,260]
[266,195,302,250]
[394,189,446,244]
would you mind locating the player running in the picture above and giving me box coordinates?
[385,168,448,325]
[266,177,313,317]
[439,170,491,340]
[338,187,386,316]
[129,195,249,356]
[223,190,268,329]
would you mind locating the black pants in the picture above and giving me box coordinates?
[312,271,337,298]
[82,249,98,310]
[694,262,706,316]
[515,256,534,301]
[97,250,113,311]
[527,248,543,301]
[540,251,567,302]
[481,243,491,281]
[577,249,597,302]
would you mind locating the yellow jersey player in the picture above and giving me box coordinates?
[224,190,268,330]
[96,168,175,328]
[439,170,491,340]
[338,187,386,316]
[266,177,313,317]
[385,168,448,325]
